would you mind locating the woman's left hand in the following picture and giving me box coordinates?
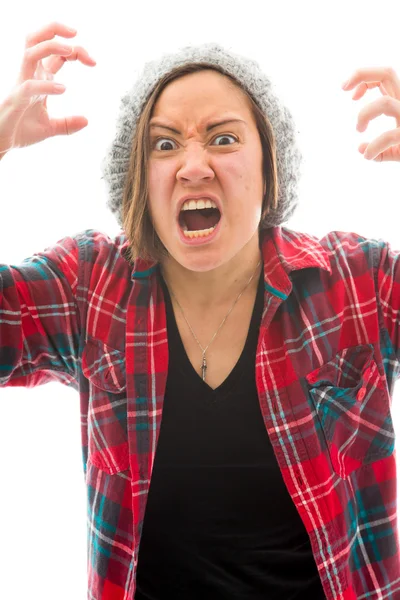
[342,67,400,161]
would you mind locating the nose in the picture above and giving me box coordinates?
[176,142,215,184]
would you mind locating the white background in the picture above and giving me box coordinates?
[0,1,400,598]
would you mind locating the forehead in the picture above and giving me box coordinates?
[150,70,253,129]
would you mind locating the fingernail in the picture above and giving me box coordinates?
[342,80,350,89]
[67,27,77,32]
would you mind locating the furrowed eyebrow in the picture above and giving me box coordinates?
[149,118,246,134]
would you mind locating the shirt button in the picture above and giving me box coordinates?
[357,387,366,401]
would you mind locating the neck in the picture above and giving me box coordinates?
[160,235,263,313]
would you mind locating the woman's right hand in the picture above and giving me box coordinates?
[0,21,96,156]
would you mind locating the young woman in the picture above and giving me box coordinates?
[1,20,400,600]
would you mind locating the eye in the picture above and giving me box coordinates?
[213,134,237,146]
[151,134,238,152]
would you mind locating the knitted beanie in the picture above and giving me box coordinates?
[100,42,302,231]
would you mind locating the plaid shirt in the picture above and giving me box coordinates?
[1,226,399,600]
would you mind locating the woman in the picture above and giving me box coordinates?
[1,21,400,600]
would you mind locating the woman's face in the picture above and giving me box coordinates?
[147,69,265,272]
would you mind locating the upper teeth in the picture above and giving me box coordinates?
[181,198,218,211]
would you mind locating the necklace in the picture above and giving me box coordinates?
[166,259,262,382]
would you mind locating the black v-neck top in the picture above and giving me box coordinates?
[162,268,265,398]
[135,270,325,599]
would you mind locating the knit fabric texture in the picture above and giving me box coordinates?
[100,42,303,231]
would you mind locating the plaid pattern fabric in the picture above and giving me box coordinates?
[1,226,399,599]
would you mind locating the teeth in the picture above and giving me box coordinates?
[182,198,218,211]
[183,226,216,238]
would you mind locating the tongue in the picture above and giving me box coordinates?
[183,209,220,231]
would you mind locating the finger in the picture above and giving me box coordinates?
[20,41,77,82]
[358,129,400,162]
[23,21,78,76]
[21,21,96,79]
[48,115,89,137]
[24,21,77,50]
[350,81,389,101]
[356,96,400,131]
[358,142,369,155]
[42,45,97,76]
[343,67,400,100]
[9,79,67,110]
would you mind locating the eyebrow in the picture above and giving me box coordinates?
[149,118,246,134]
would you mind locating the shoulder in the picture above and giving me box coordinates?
[282,226,382,270]
[267,226,389,286]
[68,228,133,269]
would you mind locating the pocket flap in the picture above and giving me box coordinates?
[88,441,130,474]
[305,344,375,390]
[82,336,126,393]
[304,344,393,479]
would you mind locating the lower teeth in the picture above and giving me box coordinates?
[183,226,216,239]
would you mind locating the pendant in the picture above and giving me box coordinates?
[201,355,207,381]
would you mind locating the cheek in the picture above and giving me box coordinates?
[148,164,171,221]
[148,162,161,194]
[148,198,167,232]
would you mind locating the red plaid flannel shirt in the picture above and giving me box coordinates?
[1,226,399,599]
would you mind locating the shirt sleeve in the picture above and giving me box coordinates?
[373,237,400,373]
[0,234,81,388]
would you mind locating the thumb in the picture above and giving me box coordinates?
[358,142,369,155]
[49,116,89,137]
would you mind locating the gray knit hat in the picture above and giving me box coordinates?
[100,42,302,230]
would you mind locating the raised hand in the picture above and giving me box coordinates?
[342,67,400,162]
[0,21,96,156]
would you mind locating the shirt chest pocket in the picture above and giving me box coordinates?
[305,344,395,479]
[82,337,130,475]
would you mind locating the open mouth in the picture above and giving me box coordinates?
[178,206,221,239]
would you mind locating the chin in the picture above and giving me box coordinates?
[166,245,224,272]
[178,254,224,272]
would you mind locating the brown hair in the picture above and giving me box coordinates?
[122,63,279,265]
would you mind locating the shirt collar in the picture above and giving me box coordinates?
[261,226,332,300]
[122,226,332,295]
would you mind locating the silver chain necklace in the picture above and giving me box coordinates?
[166,260,262,382]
